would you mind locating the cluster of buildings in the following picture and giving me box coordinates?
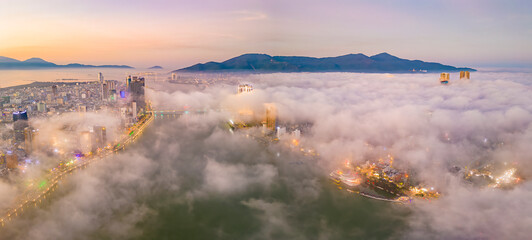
[0,73,148,175]
[231,83,315,158]
[440,71,471,84]
[330,155,440,202]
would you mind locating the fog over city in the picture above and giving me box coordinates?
[1,72,531,239]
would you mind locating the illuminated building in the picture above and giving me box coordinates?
[129,76,146,113]
[131,102,137,119]
[126,75,132,90]
[0,154,5,169]
[80,131,91,153]
[171,73,177,80]
[5,151,18,169]
[91,126,107,151]
[13,110,28,122]
[14,112,29,143]
[460,71,470,80]
[24,127,36,154]
[237,84,253,94]
[110,90,117,101]
[293,129,301,139]
[264,103,277,131]
[78,105,87,112]
[440,73,450,84]
[276,127,286,139]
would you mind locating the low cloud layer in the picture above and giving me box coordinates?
[1,71,532,239]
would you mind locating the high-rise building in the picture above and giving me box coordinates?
[51,85,58,98]
[110,90,117,101]
[14,120,29,143]
[78,105,87,112]
[264,103,277,131]
[276,127,286,139]
[91,126,107,151]
[0,154,5,169]
[129,76,146,113]
[126,75,132,90]
[293,129,301,139]
[237,84,253,94]
[131,102,137,118]
[460,71,470,80]
[99,72,105,101]
[24,127,36,154]
[13,110,28,122]
[440,73,450,84]
[107,80,116,91]
[102,83,109,101]
[5,151,18,169]
[37,102,46,112]
[1,96,10,104]
[80,131,91,153]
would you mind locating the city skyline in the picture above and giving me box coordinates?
[1,0,531,68]
[1,1,532,239]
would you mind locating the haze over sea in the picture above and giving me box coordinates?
[0,68,168,88]
[1,68,532,239]
[1,68,532,88]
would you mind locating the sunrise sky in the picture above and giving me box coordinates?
[1,0,531,68]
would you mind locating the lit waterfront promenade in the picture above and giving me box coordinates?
[0,113,155,227]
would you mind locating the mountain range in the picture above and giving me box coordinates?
[175,53,475,73]
[0,56,133,69]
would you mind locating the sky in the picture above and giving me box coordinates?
[0,0,531,69]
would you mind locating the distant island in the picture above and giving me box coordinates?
[175,53,475,73]
[0,56,133,69]
[148,66,163,69]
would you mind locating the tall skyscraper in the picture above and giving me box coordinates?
[107,80,116,91]
[37,102,46,112]
[264,103,277,131]
[51,85,58,98]
[0,154,5,169]
[102,83,109,101]
[126,75,132,90]
[5,151,18,169]
[99,72,105,101]
[440,73,450,84]
[13,110,28,122]
[129,76,146,113]
[80,131,91,153]
[91,126,107,151]
[14,120,29,143]
[460,71,470,80]
[131,101,137,118]
[24,127,36,154]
